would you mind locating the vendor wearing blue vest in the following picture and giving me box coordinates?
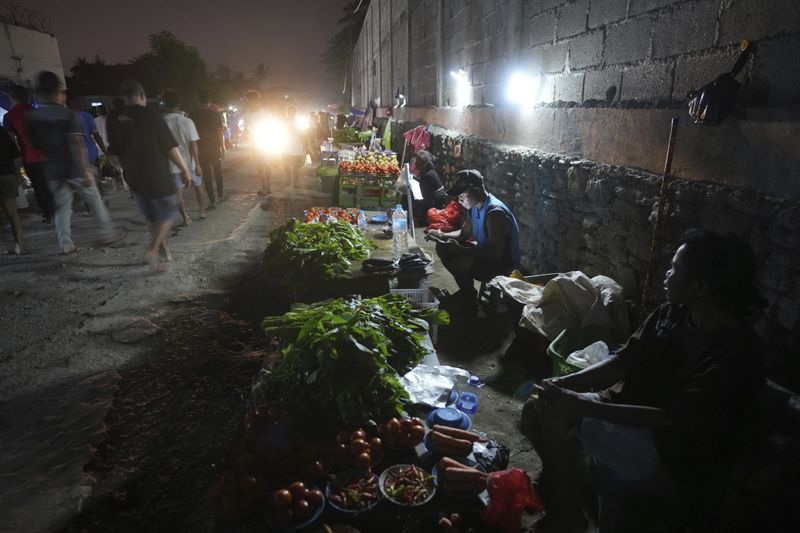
[427,169,521,309]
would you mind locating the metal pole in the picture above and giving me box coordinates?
[640,117,679,318]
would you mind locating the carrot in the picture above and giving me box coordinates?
[431,431,473,454]
[432,425,487,442]
[442,467,487,483]
[437,457,467,471]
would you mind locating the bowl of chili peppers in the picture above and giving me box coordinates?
[378,464,436,507]
[326,470,382,514]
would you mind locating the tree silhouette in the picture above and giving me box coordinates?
[253,63,271,89]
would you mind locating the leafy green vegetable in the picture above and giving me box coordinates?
[262,218,373,286]
[253,295,450,427]
[332,127,361,144]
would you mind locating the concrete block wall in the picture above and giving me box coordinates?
[352,0,800,108]
[518,0,800,105]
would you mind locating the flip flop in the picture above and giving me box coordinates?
[96,228,128,246]
[60,245,80,255]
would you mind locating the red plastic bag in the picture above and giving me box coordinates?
[480,468,543,533]
[426,201,461,230]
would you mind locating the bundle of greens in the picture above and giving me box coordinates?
[262,218,373,286]
[332,127,360,144]
[254,295,449,427]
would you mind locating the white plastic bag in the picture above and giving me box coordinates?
[15,185,29,209]
[566,340,610,368]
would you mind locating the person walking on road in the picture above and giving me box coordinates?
[3,85,54,224]
[191,90,225,207]
[94,104,109,147]
[25,71,124,255]
[0,128,25,254]
[162,89,206,224]
[108,79,191,267]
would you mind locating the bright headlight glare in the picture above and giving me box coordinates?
[296,116,311,131]
[252,118,286,154]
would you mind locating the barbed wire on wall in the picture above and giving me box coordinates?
[0,2,53,34]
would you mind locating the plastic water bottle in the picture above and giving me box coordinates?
[455,375,483,415]
[391,203,408,260]
[357,210,367,234]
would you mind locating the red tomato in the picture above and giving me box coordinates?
[355,452,371,469]
[409,425,426,444]
[288,481,306,501]
[385,418,401,435]
[272,489,292,509]
[350,439,368,454]
[306,488,324,508]
[351,429,367,441]
[294,499,311,520]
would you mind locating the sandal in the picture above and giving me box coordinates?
[60,245,79,255]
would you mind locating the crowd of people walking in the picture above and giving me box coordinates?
[1,71,228,269]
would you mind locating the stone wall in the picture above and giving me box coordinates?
[392,121,800,386]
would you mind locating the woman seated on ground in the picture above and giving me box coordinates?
[411,150,448,224]
[522,229,767,533]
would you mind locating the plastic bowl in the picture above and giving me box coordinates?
[326,470,382,514]
[378,464,436,507]
[425,407,472,431]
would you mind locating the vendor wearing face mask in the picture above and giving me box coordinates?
[427,169,521,310]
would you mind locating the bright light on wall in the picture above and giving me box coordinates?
[506,72,541,107]
[450,69,470,107]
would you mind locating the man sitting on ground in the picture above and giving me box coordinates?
[522,229,767,533]
[427,169,520,311]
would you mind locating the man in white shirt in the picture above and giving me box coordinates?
[94,105,108,146]
[162,89,205,223]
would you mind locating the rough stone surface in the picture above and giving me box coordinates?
[672,49,740,100]
[605,17,653,65]
[555,72,585,102]
[584,68,622,101]
[588,0,629,28]
[568,29,604,69]
[651,0,718,58]
[620,61,673,101]
[719,0,800,46]
[556,0,589,40]
[528,11,557,46]
[628,0,681,17]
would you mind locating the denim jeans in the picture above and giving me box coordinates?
[48,176,115,248]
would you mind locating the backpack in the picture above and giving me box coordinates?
[687,40,751,126]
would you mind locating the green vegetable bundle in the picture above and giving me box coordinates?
[253,295,450,427]
[332,127,361,144]
[263,218,373,286]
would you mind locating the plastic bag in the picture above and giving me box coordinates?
[426,200,461,230]
[687,41,750,126]
[480,468,544,533]
[15,184,28,209]
[473,439,510,472]
[566,340,610,368]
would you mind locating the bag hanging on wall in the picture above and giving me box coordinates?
[687,40,751,126]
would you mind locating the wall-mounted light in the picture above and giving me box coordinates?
[450,69,470,107]
[506,72,541,107]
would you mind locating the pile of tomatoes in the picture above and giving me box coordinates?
[379,417,427,449]
[303,207,360,224]
[268,481,324,526]
[334,427,384,469]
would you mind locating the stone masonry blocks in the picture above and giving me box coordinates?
[557,0,589,40]
[605,17,652,65]
[555,72,585,102]
[628,0,680,17]
[672,50,738,101]
[652,0,718,59]
[584,68,622,101]
[569,30,604,69]
[621,62,673,101]
[528,42,569,73]
[719,0,800,46]
[523,0,545,19]
[527,12,557,46]
[753,36,800,106]
[588,0,628,29]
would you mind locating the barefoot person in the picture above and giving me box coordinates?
[0,128,24,254]
[162,89,206,224]
[522,230,767,532]
[25,71,125,255]
[108,79,191,266]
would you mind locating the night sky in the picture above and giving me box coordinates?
[23,0,352,101]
